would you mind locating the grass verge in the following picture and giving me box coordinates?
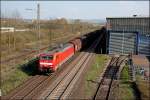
[1,57,38,96]
[136,75,149,99]
[118,65,134,100]
[85,54,110,97]
[118,83,134,100]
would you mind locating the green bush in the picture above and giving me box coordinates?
[120,65,130,82]
[1,57,39,95]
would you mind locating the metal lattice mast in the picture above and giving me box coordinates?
[37,3,41,54]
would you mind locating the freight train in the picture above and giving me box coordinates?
[38,28,105,72]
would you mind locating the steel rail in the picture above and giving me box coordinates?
[94,56,126,100]
[38,33,104,99]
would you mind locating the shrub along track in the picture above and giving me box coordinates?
[94,55,126,100]
[2,31,104,100]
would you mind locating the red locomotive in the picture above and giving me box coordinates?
[39,44,74,72]
[38,39,82,72]
[38,27,105,72]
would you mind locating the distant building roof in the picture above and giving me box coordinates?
[106,16,150,35]
[132,55,150,68]
[106,16,149,19]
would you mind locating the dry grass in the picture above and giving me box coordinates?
[118,83,134,100]
[1,18,101,96]
[1,19,99,59]
[85,55,110,97]
[136,75,150,99]
[1,58,38,95]
[118,65,134,100]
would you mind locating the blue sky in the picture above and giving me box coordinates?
[1,1,149,20]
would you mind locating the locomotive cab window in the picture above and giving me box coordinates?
[40,56,53,60]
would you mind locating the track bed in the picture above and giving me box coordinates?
[2,29,104,100]
[94,55,126,100]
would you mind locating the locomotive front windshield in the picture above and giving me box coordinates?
[40,56,53,60]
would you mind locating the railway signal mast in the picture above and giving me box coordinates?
[37,3,41,54]
[25,3,41,54]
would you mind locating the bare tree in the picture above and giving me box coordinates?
[10,9,22,51]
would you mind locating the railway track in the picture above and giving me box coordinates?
[1,51,80,100]
[34,32,103,100]
[37,52,93,99]
[2,31,104,100]
[94,55,126,100]
[1,75,48,100]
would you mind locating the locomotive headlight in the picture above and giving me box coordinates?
[40,62,53,65]
[48,63,53,65]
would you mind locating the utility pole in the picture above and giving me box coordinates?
[14,16,16,50]
[25,8,35,50]
[37,3,41,54]
[8,17,11,54]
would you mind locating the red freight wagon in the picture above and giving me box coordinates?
[39,43,74,72]
[69,38,82,52]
